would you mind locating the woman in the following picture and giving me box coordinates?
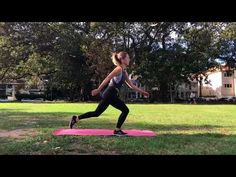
[69,51,150,136]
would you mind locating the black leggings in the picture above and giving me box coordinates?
[78,87,129,129]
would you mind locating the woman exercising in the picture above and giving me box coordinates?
[69,51,150,136]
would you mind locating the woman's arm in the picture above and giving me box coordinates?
[124,71,150,97]
[91,66,122,96]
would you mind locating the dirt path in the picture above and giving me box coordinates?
[0,129,38,139]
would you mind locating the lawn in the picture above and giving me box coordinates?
[0,103,236,155]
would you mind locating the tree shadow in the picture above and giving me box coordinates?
[0,109,235,154]
[124,122,235,131]
[0,108,235,135]
[0,109,115,130]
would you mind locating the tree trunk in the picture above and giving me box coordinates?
[199,81,202,97]
[169,84,174,103]
[159,82,169,102]
[199,76,203,97]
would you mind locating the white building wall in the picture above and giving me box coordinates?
[200,70,236,97]
[176,81,198,99]
[201,71,222,97]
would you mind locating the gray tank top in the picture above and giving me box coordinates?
[108,69,125,89]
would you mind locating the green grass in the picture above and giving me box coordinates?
[0,103,236,154]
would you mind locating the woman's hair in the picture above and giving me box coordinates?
[112,51,128,66]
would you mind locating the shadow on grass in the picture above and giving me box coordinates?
[1,132,236,155]
[0,110,235,132]
[1,106,236,154]
[0,110,115,130]
[0,108,235,134]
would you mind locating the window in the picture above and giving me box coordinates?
[129,92,136,99]
[224,84,232,88]
[224,72,233,77]
[0,85,5,90]
[128,93,132,98]
[6,84,12,89]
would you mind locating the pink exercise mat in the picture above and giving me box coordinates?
[53,128,156,137]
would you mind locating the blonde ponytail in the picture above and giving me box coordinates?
[111,51,128,66]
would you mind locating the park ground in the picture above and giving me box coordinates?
[0,103,236,155]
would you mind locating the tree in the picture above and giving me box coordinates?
[0,22,56,83]
[0,22,95,100]
[218,22,236,67]
[182,23,222,97]
[131,22,189,102]
[1,22,234,102]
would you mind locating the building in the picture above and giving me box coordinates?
[200,66,236,98]
[124,73,198,101]
[170,66,236,100]
[172,81,198,100]
[127,65,236,101]
[0,79,45,101]
[0,83,22,101]
[125,74,147,101]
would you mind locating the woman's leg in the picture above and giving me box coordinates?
[79,99,110,120]
[110,97,129,129]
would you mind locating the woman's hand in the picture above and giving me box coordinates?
[91,89,100,96]
[143,91,150,98]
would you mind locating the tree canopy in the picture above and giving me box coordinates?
[0,22,235,101]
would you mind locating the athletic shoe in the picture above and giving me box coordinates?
[69,115,78,129]
[113,129,128,136]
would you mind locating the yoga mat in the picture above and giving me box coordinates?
[53,128,156,137]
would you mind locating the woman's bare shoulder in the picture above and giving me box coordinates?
[113,66,123,73]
